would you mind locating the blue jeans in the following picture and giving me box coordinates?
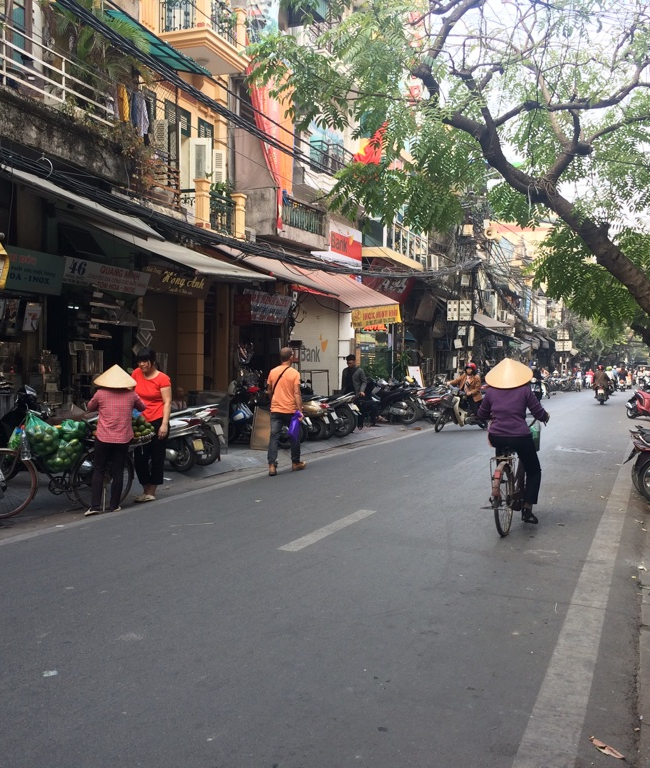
[267,412,300,466]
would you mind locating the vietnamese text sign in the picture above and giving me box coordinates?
[6,246,64,295]
[351,304,401,328]
[63,257,150,296]
[234,291,293,325]
[143,264,210,299]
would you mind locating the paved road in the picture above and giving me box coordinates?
[1,390,646,767]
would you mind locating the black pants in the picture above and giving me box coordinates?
[489,433,542,506]
[91,438,130,510]
[134,417,169,487]
[358,397,378,426]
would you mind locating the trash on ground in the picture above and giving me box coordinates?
[590,736,624,759]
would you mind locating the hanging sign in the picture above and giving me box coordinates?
[63,257,150,296]
[234,291,293,324]
[143,264,210,299]
[351,304,401,328]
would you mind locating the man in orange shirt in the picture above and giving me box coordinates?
[266,347,305,476]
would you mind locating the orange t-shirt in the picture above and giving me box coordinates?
[131,368,172,422]
[267,364,300,414]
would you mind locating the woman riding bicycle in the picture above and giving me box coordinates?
[477,358,550,525]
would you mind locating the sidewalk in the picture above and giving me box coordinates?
[0,420,426,539]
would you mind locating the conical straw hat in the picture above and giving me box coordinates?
[94,364,136,390]
[485,358,533,389]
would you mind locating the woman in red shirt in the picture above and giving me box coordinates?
[85,364,146,515]
[131,348,172,502]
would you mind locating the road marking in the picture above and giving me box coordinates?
[278,509,376,552]
[512,455,631,768]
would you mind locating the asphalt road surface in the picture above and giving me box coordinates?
[1,388,645,768]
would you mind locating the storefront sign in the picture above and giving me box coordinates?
[6,246,64,295]
[313,222,363,271]
[351,304,401,328]
[143,265,210,299]
[0,243,10,290]
[234,291,293,325]
[63,257,150,296]
[363,259,415,302]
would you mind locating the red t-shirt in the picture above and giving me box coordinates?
[131,368,172,422]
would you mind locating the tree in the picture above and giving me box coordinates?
[249,0,650,337]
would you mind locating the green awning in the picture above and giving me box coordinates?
[105,9,211,76]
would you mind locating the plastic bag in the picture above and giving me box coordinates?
[530,421,541,452]
[287,411,302,443]
[7,428,21,451]
[24,411,60,457]
[59,419,88,441]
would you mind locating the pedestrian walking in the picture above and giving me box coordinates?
[131,348,172,503]
[266,347,305,476]
[84,365,145,516]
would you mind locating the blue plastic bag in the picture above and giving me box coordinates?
[287,411,302,443]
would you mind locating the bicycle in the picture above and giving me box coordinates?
[488,420,540,537]
[0,438,138,521]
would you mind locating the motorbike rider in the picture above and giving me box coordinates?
[477,358,550,525]
[593,365,611,399]
[448,362,483,416]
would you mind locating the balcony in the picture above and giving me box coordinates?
[362,221,427,271]
[283,195,327,237]
[309,139,351,174]
[180,188,235,235]
[158,0,248,75]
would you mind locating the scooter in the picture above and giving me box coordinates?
[626,388,650,419]
[595,385,609,405]
[0,385,50,447]
[171,404,222,465]
[165,416,207,472]
[434,387,487,432]
[624,426,650,501]
[368,378,423,425]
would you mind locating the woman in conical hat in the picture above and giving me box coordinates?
[477,358,550,525]
[85,365,146,516]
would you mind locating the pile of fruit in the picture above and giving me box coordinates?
[25,417,87,473]
[131,414,155,444]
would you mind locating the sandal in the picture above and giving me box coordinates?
[522,509,539,524]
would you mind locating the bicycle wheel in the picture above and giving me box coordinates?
[0,449,38,519]
[71,448,134,510]
[491,461,514,537]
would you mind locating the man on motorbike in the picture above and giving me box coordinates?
[449,362,483,416]
[593,365,611,399]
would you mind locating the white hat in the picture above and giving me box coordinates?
[485,358,533,389]
[93,364,136,390]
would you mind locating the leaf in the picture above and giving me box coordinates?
[589,736,625,759]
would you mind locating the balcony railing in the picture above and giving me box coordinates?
[387,223,428,264]
[309,139,351,174]
[161,0,237,44]
[283,195,327,236]
[210,190,234,235]
[0,18,116,126]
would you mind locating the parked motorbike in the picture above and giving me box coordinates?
[626,388,650,419]
[166,416,207,472]
[434,387,487,432]
[318,392,360,437]
[227,380,258,444]
[301,398,339,440]
[368,378,424,425]
[0,385,50,447]
[418,384,447,423]
[171,404,222,465]
[624,426,650,500]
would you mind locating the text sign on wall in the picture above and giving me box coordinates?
[234,291,293,325]
[143,265,211,299]
[6,246,64,295]
[63,257,150,296]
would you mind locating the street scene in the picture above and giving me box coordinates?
[4,0,650,766]
[2,386,650,768]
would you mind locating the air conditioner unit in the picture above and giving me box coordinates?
[244,227,256,243]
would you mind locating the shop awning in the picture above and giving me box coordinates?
[0,166,164,240]
[473,312,512,330]
[287,266,401,327]
[105,9,211,76]
[92,224,271,282]
[236,255,339,295]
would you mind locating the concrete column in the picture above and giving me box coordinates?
[176,298,205,391]
[231,192,247,239]
[195,0,211,27]
[214,284,231,390]
[194,177,211,229]
[234,8,247,50]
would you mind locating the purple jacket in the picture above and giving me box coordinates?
[477,384,548,437]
